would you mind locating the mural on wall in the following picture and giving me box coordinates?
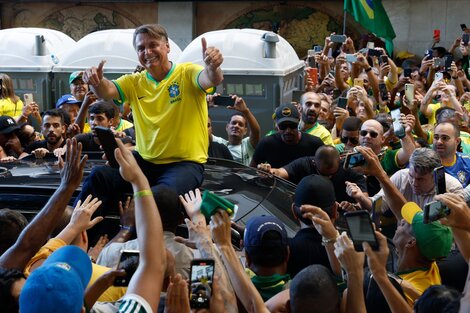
[224,5,359,58]
[10,5,141,40]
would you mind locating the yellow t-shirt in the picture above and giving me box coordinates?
[115,118,134,132]
[24,238,126,302]
[114,63,209,164]
[83,122,91,133]
[0,97,24,118]
[398,262,441,306]
[305,122,334,145]
[425,102,441,126]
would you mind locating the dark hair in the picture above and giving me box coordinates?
[133,24,169,48]
[45,109,66,125]
[153,185,183,232]
[0,209,28,255]
[290,265,340,313]
[342,116,362,131]
[414,285,461,313]
[0,268,26,313]
[246,230,288,267]
[436,107,457,125]
[375,113,392,133]
[228,113,247,127]
[89,100,117,120]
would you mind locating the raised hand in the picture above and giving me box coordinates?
[202,37,223,69]
[70,194,104,231]
[179,188,202,221]
[83,60,106,87]
[60,138,87,190]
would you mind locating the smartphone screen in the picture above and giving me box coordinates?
[434,29,441,40]
[463,33,470,46]
[379,55,388,65]
[434,166,446,194]
[337,97,348,109]
[307,68,318,86]
[190,259,215,309]
[391,109,405,139]
[423,201,450,224]
[371,196,383,228]
[213,95,235,107]
[367,41,375,49]
[379,83,388,101]
[24,93,34,106]
[94,126,119,168]
[344,151,366,169]
[405,83,415,103]
[354,78,364,88]
[345,210,379,251]
[114,250,139,286]
[345,54,357,63]
[403,68,412,78]
[331,34,346,43]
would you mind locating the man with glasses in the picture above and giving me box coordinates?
[433,122,470,187]
[250,103,324,168]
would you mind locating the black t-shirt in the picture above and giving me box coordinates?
[287,227,331,278]
[251,133,324,168]
[75,133,101,151]
[24,139,66,154]
[284,156,368,202]
[208,141,234,160]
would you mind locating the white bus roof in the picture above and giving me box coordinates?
[0,27,76,72]
[53,29,182,73]
[177,28,304,76]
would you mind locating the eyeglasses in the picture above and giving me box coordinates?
[433,134,451,142]
[360,130,379,138]
[278,123,298,131]
[340,136,359,144]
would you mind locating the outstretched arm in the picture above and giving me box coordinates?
[0,138,87,270]
[114,138,166,312]
[82,60,119,100]
[198,37,224,90]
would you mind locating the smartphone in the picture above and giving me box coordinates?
[307,67,318,86]
[379,55,388,65]
[434,57,444,68]
[345,54,357,63]
[24,93,34,106]
[461,24,468,31]
[371,196,383,228]
[94,126,119,168]
[307,49,316,68]
[337,96,348,109]
[463,33,470,46]
[343,151,366,169]
[213,95,236,106]
[367,41,375,49]
[353,78,364,88]
[403,68,412,78]
[379,82,388,101]
[434,29,441,41]
[391,108,405,139]
[404,83,415,103]
[313,45,322,54]
[190,259,215,309]
[344,210,379,251]
[435,72,444,81]
[444,55,454,71]
[114,250,139,286]
[434,166,446,195]
[423,200,450,224]
[330,34,347,43]
[368,49,382,57]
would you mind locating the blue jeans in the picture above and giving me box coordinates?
[76,151,204,216]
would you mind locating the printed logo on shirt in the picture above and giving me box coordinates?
[458,171,467,184]
[168,82,182,104]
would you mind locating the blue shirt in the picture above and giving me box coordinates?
[443,152,470,187]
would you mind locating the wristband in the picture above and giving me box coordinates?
[365,67,372,72]
[134,189,153,198]
[321,231,340,246]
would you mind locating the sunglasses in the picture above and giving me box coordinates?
[278,123,298,131]
[340,136,359,144]
[360,130,379,138]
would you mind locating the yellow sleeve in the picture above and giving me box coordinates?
[24,238,66,276]
[91,263,127,302]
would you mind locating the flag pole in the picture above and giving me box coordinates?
[342,5,347,34]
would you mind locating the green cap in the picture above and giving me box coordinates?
[402,202,453,261]
[69,71,82,85]
[200,190,236,220]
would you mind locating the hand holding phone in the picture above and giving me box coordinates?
[24,93,34,106]
[423,200,450,224]
[404,83,415,103]
[343,151,366,169]
[331,34,347,43]
[353,78,364,88]
[434,166,446,194]
[94,126,119,168]
[190,259,215,309]
[337,97,348,109]
[213,95,236,107]
[391,109,406,139]
[344,210,379,251]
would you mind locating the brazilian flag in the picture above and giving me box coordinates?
[344,0,396,55]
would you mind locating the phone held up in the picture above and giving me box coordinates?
[343,149,366,169]
[190,259,215,309]
[213,95,236,107]
[434,166,446,195]
[114,250,140,286]
[94,126,119,168]
[344,210,379,251]
[391,108,406,139]
[423,201,450,224]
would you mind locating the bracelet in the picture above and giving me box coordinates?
[120,224,136,232]
[321,231,340,246]
[134,189,153,198]
[365,67,372,72]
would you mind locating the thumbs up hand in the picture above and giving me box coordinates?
[201,37,223,69]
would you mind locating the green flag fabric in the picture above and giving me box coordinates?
[344,0,396,55]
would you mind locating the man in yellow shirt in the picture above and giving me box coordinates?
[299,92,334,145]
[77,24,224,214]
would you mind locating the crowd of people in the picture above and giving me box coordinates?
[2,23,470,313]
